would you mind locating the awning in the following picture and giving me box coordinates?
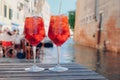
[11,23,20,26]
[0,22,5,26]
[11,23,20,30]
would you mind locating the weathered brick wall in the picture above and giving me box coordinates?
[74,0,120,52]
[74,0,98,48]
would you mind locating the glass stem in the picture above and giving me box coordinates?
[57,46,60,66]
[33,46,36,65]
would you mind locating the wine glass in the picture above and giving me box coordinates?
[48,15,70,72]
[24,16,45,72]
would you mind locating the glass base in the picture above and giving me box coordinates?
[25,65,44,72]
[49,65,68,72]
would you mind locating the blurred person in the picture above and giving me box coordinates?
[1,25,15,57]
[13,29,24,53]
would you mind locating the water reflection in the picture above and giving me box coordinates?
[74,44,120,80]
[1,38,119,80]
[40,38,75,64]
[39,38,120,80]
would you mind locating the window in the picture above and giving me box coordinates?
[34,0,37,5]
[4,5,7,17]
[99,13,104,30]
[95,0,99,21]
[24,0,29,2]
[9,8,12,20]
[17,12,19,20]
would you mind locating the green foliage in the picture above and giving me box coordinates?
[68,11,75,30]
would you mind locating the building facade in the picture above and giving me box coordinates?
[0,0,29,33]
[38,0,51,35]
[0,0,50,34]
[74,0,120,52]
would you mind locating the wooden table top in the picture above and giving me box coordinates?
[0,62,107,80]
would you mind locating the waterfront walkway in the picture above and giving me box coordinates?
[0,61,107,80]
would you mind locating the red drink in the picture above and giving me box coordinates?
[48,15,70,46]
[48,15,70,72]
[24,17,45,46]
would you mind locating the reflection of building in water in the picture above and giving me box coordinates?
[74,45,97,70]
[74,44,120,80]
[74,0,120,53]
[98,51,120,80]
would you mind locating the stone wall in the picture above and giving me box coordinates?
[74,0,120,52]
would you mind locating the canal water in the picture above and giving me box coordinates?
[42,38,120,80]
[0,38,119,80]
